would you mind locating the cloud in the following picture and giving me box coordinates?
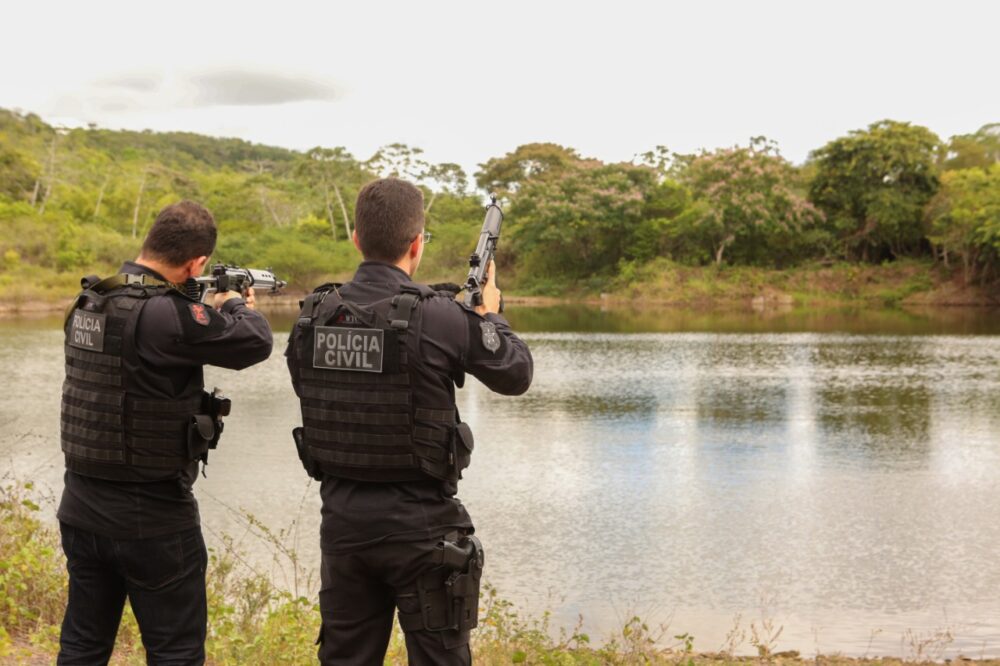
[44,67,341,122]
[185,69,339,107]
[95,73,163,93]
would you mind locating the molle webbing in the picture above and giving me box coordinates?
[61,278,204,480]
[296,285,459,482]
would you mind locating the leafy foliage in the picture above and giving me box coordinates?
[0,109,487,297]
[673,138,825,266]
[809,120,941,261]
[926,165,1000,283]
[0,108,998,303]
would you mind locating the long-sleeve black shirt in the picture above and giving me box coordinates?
[285,261,533,552]
[57,261,273,539]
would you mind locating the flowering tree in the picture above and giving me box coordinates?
[677,138,824,265]
[509,160,658,279]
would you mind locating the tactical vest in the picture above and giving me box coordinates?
[61,274,218,482]
[292,283,474,483]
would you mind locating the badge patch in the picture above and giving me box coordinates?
[313,326,384,373]
[480,321,500,354]
[69,310,106,352]
[189,303,210,326]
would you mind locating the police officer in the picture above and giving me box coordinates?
[57,201,273,665]
[286,178,533,665]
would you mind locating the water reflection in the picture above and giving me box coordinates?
[2,308,1000,657]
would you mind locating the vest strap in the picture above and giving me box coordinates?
[62,423,123,444]
[63,384,124,408]
[65,346,122,367]
[65,365,122,387]
[388,292,420,330]
[414,408,456,423]
[302,407,410,426]
[413,426,450,443]
[414,442,448,463]
[62,402,123,427]
[303,427,411,447]
[62,441,125,463]
[308,446,416,469]
[130,417,190,432]
[298,367,410,386]
[300,385,410,405]
[298,290,329,327]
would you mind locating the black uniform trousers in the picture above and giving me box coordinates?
[57,523,208,666]
[318,536,472,666]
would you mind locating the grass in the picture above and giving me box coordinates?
[606,258,989,308]
[4,251,995,315]
[2,479,999,665]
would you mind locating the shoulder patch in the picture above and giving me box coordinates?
[189,303,210,326]
[480,320,501,354]
[171,294,227,339]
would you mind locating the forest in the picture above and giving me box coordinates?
[0,108,997,304]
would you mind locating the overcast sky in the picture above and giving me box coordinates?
[2,0,997,175]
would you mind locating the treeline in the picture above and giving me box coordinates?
[477,124,999,291]
[0,108,998,300]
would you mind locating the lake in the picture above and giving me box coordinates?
[3,304,1000,658]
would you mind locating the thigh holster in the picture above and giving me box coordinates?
[398,534,484,633]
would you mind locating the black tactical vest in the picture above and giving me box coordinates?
[292,283,474,483]
[61,274,217,482]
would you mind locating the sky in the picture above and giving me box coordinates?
[1,0,997,175]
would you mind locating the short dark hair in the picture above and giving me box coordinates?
[354,178,424,262]
[141,201,217,266]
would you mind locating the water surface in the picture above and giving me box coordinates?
[3,305,1000,657]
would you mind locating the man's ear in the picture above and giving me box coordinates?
[187,256,209,280]
[352,231,362,254]
[408,235,421,259]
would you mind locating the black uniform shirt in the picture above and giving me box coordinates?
[57,261,274,539]
[285,261,533,553]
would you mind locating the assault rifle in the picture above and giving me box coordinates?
[189,264,287,302]
[463,194,504,312]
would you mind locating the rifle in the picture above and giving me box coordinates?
[188,264,287,302]
[463,195,504,312]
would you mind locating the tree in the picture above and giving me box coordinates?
[809,120,941,261]
[926,164,1000,283]
[423,162,468,216]
[509,161,658,279]
[365,143,429,182]
[941,123,1000,171]
[677,139,824,266]
[475,143,584,195]
[296,147,364,239]
[0,142,38,200]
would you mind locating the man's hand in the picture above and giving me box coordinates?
[244,287,257,310]
[212,290,243,310]
[475,261,502,316]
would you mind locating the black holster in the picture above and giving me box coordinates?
[189,390,231,464]
[414,534,484,633]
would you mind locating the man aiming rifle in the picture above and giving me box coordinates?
[286,178,532,665]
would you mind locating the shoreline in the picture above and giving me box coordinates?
[2,292,998,318]
[3,259,998,317]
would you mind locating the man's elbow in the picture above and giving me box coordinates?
[234,333,274,369]
[499,362,533,396]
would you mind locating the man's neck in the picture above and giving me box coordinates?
[134,257,184,284]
